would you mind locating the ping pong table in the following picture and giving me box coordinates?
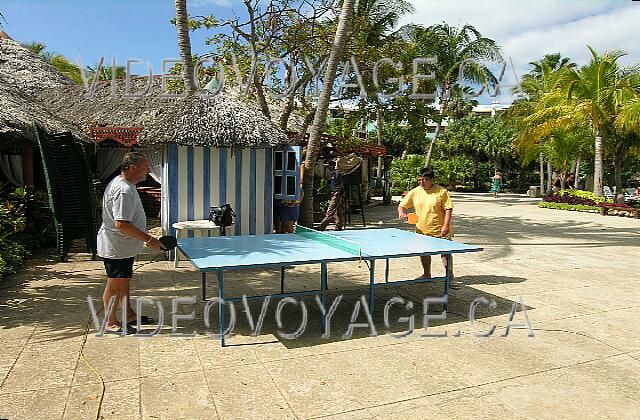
[176,227,482,346]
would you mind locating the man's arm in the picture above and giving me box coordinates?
[441,209,452,236]
[114,220,165,250]
[398,205,409,220]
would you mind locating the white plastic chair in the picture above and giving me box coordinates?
[603,186,615,200]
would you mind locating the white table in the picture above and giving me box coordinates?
[172,220,230,267]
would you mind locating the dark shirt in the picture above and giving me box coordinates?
[329,170,343,195]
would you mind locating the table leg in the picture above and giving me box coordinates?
[320,262,327,332]
[444,254,452,312]
[201,272,207,301]
[217,271,225,347]
[174,230,180,268]
[385,258,390,283]
[280,266,285,294]
[369,260,376,314]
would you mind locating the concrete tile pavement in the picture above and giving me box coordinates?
[0,192,639,418]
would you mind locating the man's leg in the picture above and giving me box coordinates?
[104,278,129,327]
[334,193,345,230]
[440,254,454,278]
[419,255,431,278]
[283,220,295,233]
[318,194,339,230]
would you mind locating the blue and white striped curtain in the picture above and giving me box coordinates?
[162,144,273,237]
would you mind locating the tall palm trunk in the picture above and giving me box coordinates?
[300,0,355,226]
[424,122,441,168]
[539,153,545,192]
[573,155,581,190]
[546,161,552,195]
[175,0,197,95]
[376,106,383,182]
[593,133,604,196]
[613,147,624,195]
[424,89,449,168]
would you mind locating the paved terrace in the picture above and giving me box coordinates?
[1,193,639,419]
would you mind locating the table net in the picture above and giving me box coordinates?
[295,226,363,259]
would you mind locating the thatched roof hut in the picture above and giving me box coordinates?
[0,75,86,148]
[0,38,88,145]
[39,76,292,148]
[0,37,78,98]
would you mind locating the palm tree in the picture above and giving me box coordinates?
[22,41,83,83]
[175,0,197,95]
[354,0,414,45]
[406,22,502,167]
[353,0,414,183]
[517,47,638,196]
[520,130,590,191]
[300,0,356,226]
[512,53,574,191]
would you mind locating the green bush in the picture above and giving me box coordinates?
[557,189,609,204]
[539,202,600,212]
[431,156,473,188]
[0,183,52,276]
[390,155,426,194]
[0,240,30,275]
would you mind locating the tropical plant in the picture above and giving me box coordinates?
[390,154,425,194]
[300,0,356,226]
[520,129,591,191]
[511,53,575,192]
[22,41,83,83]
[404,22,502,167]
[516,47,640,196]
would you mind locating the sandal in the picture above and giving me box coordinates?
[127,315,155,326]
[105,324,137,335]
[449,282,463,290]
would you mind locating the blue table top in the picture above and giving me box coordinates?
[177,228,482,271]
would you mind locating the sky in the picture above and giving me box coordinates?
[1,0,639,104]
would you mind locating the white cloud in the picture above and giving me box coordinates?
[190,0,233,7]
[402,0,640,103]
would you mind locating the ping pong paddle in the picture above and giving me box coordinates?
[406,213,418,224]
[158,235,178,251]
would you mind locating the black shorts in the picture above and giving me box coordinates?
[103,257,135,279]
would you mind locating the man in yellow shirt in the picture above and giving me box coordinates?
[398,168,458,287]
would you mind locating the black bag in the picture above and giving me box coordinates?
[209,204,235,227]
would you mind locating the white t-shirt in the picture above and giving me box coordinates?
[97,176,146,259]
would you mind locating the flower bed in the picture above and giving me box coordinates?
[539,202,600,212]
[542,189,611,206]
[539,190,613,214]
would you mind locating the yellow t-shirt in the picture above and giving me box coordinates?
[399,185,453,237]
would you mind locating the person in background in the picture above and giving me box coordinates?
[398,167,460,288]
[97,152,165,334]
[317,160,344,231]
[565,174,575,189]
[490,171,503,198]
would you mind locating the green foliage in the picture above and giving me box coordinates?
[431,156,473,188]
[0,183,52,276]
[538,202,600,212]
[0,241,30,276]
[557,189,609,204]
[390,155,425,193]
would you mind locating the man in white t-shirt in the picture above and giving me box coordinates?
[97,152,164,333]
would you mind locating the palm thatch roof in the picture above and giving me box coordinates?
[40,76,291,148]
[1,36,297,149]
[0,37,77,97]
[0,37,89,146]
[135,94,290,147]
[0,76,86,147]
